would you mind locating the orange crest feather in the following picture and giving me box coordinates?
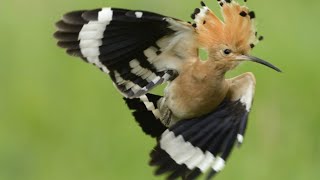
[194,1,259,54]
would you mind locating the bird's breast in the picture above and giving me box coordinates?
[165,73,228,120]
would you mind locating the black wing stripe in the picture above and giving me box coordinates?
[82,8,166,22]
[66,49,83,57]
[115,65,150,87]
[124,93,166,138]
[207,128,238,180]
[100,35,140,47]
[151,148,195,180]
[55,20,83,32]
[54,32,79,41]
[207,124,233,155]
[80,9,100,21]
[99,39,141,55]
[97,41,160,66]
[187,119,226,152]
[57,41,80,50]
[185,169,202,180]
[62,10,88,25]
[125,10,167,21]
[237,111,249,144]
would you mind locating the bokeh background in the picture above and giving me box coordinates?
[1,0,320,180]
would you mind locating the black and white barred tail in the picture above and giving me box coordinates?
[125,95,250,180]
[54,8,192,98]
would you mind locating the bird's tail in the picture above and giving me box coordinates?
[123,93,167,138]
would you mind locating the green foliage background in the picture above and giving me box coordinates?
[1,0,320,179]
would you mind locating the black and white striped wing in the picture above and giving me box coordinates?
[124,93,167,138]
[54,8,195,98]
[150,77,255,180]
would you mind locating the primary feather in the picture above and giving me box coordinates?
[55,8,196,98]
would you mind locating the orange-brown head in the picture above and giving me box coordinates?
[194,0,281,72]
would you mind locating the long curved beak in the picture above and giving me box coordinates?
[236,55,282,72]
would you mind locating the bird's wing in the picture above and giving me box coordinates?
[123,93,167,138]
[149,73,256,180]
[54,7,200,98]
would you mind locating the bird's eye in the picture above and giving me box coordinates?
[223,49,232,55]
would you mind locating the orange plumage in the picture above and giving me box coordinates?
[196,1,258,56]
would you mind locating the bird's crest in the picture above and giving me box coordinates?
[193,0,263,53]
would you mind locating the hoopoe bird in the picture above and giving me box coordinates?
[54,0,281,179]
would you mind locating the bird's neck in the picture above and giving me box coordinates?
[192,59,228,83]
[189,60,230,102]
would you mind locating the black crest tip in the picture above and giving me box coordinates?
[248,11,255,19]
[194,8,201,15]
[191,13,196,19]
[258,36,264,41]
[200,1,206,6]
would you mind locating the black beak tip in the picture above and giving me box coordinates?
[273,66,282,73]
[246,55,282,73]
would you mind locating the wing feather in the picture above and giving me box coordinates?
[54,7,196,98]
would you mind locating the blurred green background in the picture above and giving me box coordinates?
[1,0,320,180]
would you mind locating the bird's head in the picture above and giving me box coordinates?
[195,0,281,72]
